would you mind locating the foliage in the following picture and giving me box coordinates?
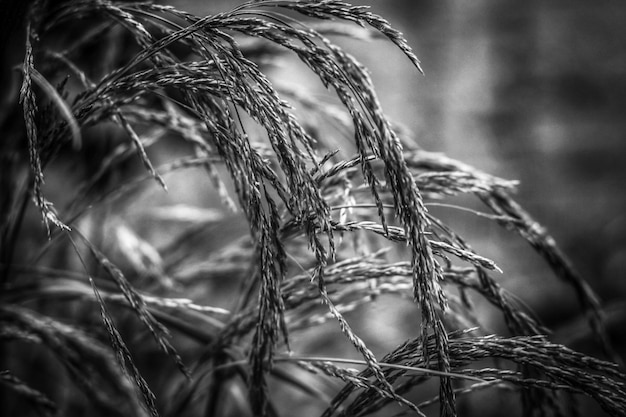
[0,1,624,416]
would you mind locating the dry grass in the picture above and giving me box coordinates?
[0,1,624,416]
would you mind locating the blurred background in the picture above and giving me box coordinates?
[170,0,626,345]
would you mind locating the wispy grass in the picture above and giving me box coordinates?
[0,1,624,416]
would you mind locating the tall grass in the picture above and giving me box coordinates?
[0,1,624,416]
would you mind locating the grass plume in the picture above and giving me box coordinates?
[0,1,623,416]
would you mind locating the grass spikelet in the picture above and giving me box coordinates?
[307,360,427,417]
[479,189,619,364]
[28,68,82,150]
[20,20,68,234]
[258,0,423,73]
[406,149,619,359]
[89,278,159,417]
[249,204,289,414]
[446,335,626,416]
[315,263,406,412]
[76,233,188,378]
[324,331,626,417]
[117,113,167,190]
